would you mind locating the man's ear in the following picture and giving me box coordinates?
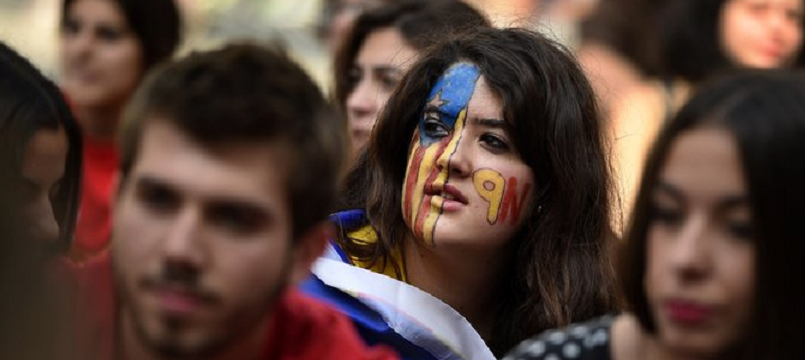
[288,221,331,285]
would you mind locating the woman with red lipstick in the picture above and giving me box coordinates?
[505,69,805,360]
[611,0,804,224]
[58,0,181,262]
[303,27,619,359]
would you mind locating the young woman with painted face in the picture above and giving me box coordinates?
[304,28,618,360]
[0,41,83,360]
[58,0,181,260]
[505,70,805,360]
[611,0,804,225]
[334,0,489,157]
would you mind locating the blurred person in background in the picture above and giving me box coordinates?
[319,0,389,53]
[304,28,618,359]
[334,0,490,159]
[59,0,181,261]
[576,0,671,119]
[0,40,82,360]
[77,43,398,360]
[505,69,805,360]
[610,0,804,225]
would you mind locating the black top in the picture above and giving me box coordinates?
[503,315,615,360]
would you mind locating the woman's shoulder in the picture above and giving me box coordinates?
[502,315,616,360]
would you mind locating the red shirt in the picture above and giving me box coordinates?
[73,137,118,260]
[73,254,398,360]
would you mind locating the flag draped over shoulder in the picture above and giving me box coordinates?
[301,210,496,360]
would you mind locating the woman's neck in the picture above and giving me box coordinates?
[73,104,123,142]
[401,237,513,340]
[612,314,714,360]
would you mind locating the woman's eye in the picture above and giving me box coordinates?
[379,73,400,92]
[423,117,449,138]
[786,8,803,23]
[61,19,80,35]
[726,221,755,240]
[480,134,510,152]
[650,204,684,227]
[346,67,362,88]
[96,26,122,41]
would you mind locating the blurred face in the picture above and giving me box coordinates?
[327,0,383,51]
[113,120,298,358]
[346,27,417,154]
[18,128,68,248]
[720,0,804,68]
[401,63,534,248]
[646,127,755,357]
[60,0,144,110]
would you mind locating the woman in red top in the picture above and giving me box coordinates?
[58,0,181,260]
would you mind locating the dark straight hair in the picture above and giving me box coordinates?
[120,43,346,240]
[621,69,805,359]
[0,41,83,253]
[61,0,182,70]
[341,27,619,355]
[0,42,82,359]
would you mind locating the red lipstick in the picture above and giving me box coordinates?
[665,299,712,326]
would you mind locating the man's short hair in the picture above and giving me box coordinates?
[120,43,345,239]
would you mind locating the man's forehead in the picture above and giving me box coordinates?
[132,119,291,206]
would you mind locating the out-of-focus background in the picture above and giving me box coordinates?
[0,0,595,90]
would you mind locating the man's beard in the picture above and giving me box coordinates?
[113,253,294,359]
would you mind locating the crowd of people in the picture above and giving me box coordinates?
[1,0,803,359]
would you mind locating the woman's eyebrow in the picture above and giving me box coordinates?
[473,118,507,129]
[715,195,749,213]
[655,180,685,202]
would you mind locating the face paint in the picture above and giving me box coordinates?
[402,63,481,245]
[473,169,532,226]
[498,176,531,226]
[473,169,505,224]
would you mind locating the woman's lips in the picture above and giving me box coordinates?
[426,183,468,211]
[664,299,714,326]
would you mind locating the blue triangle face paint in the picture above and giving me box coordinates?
[419,63,481,146]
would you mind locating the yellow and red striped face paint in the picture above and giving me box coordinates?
[401,63,480,245]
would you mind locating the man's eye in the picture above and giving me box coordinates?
[208,205,263,235]
[137,184,179,213]
[423,117,449,138]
